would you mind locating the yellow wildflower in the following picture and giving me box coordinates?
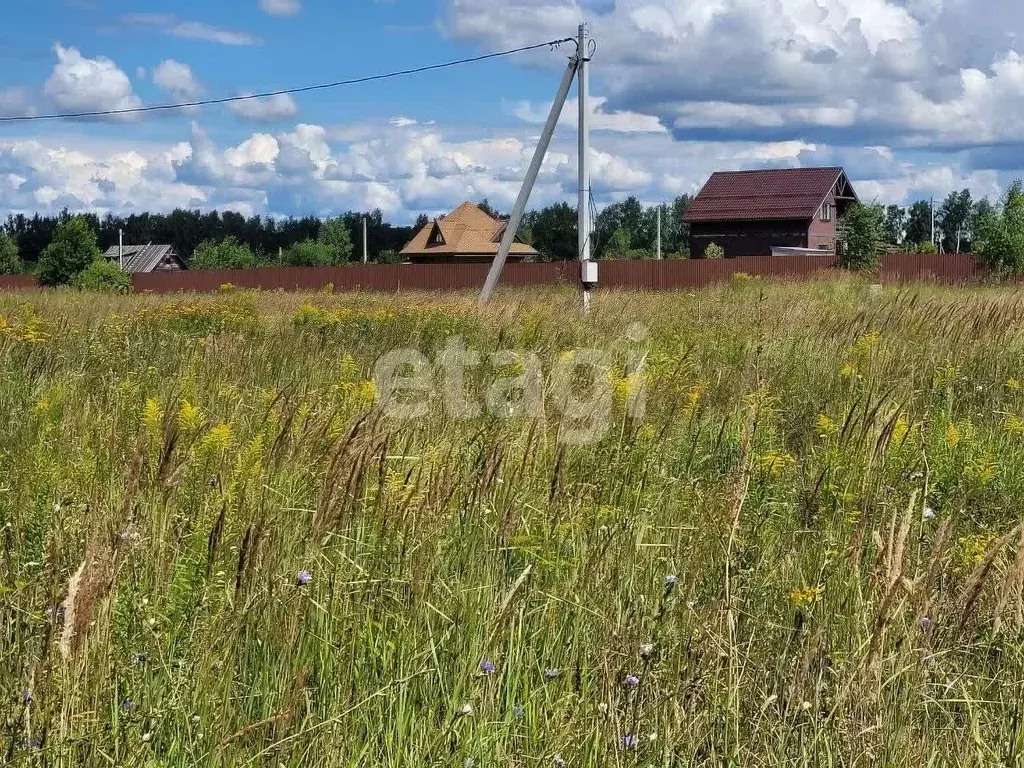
[945,422,961,448]
[1006,378,1022,391]
[1004,414,1024,435]
[852,331,880,358]
[840,362,859,378]
[352,379,377,408]
[177,401,202,433]
[816,413,838,437]
[789,585,824,608]
[683,385,703,418]
[757,450,796,477]
[891,416,909,446]
[141,398,164,436]
[200,422,233,454]
[957,534,995,570]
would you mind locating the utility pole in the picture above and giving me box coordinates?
[362,216,368,264]
[577,22,595,313]
[656,204,662,260]
[118,229,123,270]
[479,31,584,306]
[930,197,935,248]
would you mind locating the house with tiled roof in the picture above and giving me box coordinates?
[101,243,187,273]
[684,167,859,258]
[400,202,540,263]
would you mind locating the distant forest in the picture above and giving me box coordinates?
[2,208,427,267]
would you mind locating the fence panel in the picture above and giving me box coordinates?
[0,254,995,295]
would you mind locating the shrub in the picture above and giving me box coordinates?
[0,231,21,274]
[192,237,258,270]
[283,239,338,267]
[317,217,354,264]
[703,242,725,260]
[912,241,938,254]
[376,250,403,265]
[977,181,1024,274]
[839,203,883,270]
[71,260,131,293]
[37,216,101,286]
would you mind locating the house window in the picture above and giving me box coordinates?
[820,203,833,222]
[429,228,444,246]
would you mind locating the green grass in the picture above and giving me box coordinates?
[2,278,1024,766]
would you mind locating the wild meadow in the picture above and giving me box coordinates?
[2,277,1024,767]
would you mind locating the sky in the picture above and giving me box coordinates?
[1,0,1023,223]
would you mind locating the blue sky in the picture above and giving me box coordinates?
[2,0,1023,222]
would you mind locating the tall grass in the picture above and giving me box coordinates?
[2,278,1024,766]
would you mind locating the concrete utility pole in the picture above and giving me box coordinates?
[362,216,368,264]
[930,197,935,248]
[479,32,584,306]
[118,229,123,270]
[656,204,662,260]
[577,22,595,313]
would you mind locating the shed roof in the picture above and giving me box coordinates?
[401,202,539,258]
[684,167,857,222]
[101,244,184,273]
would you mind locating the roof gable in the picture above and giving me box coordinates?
[684,167,857,222]
[401,202,540,258]
[102,244,185,273]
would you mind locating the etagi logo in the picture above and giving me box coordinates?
[372,323,650,444]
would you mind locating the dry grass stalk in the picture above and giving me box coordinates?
[954,523,1024,631]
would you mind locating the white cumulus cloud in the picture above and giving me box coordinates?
[228,93,298,122]
[43,45,142,119]
[153,60,202,101]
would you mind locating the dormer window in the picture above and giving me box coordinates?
[428,224,445,246]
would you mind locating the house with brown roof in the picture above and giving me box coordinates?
[400,202,540,263]
[684,167,859,258]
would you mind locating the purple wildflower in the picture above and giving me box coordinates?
[21,690,33,705]
[21,737,43,750]
[296,570,313,586]
[512,704,525,719]
[920,616,932,632]
[624,674,640,687]
[664,574,679,588]
[621,734,638,749]
[479,659,496,676]
[544,668,561,680]
[121,699,135,712]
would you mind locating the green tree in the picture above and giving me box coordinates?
[882,205,906,246]
[938,189,973,253]
[37,216,101,285]
[0,230,21,274]
[520,203,577,261]
[191,236,258,269]
[606,227,632,259]
[976,181,1024,274]
[71,260,131,293]
[283,239,338,267]
[839,203,884,269]
[904,200,933,247]
[317,217,354,264]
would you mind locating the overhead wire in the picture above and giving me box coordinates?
[0,37,576,123]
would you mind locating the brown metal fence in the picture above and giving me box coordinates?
[0,253,995,294]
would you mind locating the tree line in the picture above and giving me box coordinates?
[1,183,1022,283]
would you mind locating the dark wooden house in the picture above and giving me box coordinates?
[684,167,859,258]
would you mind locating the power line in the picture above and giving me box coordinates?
[0,37,576,123]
